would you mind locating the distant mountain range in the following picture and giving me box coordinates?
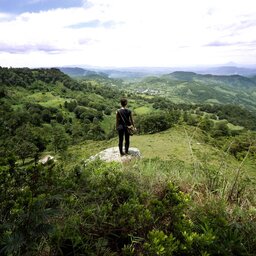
[59,66,256,79]
[59,67,108,78]
[164,71,256,89]
[195,66,256,77]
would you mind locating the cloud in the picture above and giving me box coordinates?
[0,0,256,67]
[0,13,14,21]
[78,37,97,45]
[205,41,236,47]
[205,40,256,48]
[0,42,65,54]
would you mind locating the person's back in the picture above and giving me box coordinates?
[118,108,132,127]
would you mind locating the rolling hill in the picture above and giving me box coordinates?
[132,71,256,111]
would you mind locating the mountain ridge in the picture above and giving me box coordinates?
[58,65,256,78]
[164,71,256,88]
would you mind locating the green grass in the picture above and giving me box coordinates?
[131,126,231,166]
[25,92,66,107]
[65,124,254,178]
[63,139,116,170]
[227,123,244,131]
[134,106,153,115]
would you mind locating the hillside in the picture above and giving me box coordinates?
[1,67,256,255]
[165,71,256,88]
[131,71,256,111]
[59,67,109,78]
[56,67,256,112]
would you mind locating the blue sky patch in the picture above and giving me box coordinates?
[0,0,84,14]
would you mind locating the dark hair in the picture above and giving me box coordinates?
[120,98,128,107]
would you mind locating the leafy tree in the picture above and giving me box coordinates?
[41,109,51,123]
[199,116,214,132]
[104,107,112,115]
[56,112,64,123]
[15,140,38,165]
[137,112,171,134]
[51,125,70,153]
[212,121,230,137]
[30,113,42,126]
[0,87,7,98]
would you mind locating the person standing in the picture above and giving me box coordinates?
[116,98,135,156]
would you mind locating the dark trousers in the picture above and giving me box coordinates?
[118,128,130,154]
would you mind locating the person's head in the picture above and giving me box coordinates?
[120,98,128,107]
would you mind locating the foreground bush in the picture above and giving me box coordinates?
[0,159,255,255]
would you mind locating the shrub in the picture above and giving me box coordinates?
[136,112,171,134]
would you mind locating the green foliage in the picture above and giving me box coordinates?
[211,121,230,137]
[143,230,179,255]
[225,131,256,159]
[0,67,80,89]
[0,163,61,255]
[50,123,70,153]
[190,200,256,255]
[1,66,256,255]
[199,104,256,130]
[0,148,256,255]
[64,99,78,112]
[136,111,180,134]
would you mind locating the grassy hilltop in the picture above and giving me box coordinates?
[0,67,256,255]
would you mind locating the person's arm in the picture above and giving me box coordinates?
[130,112,135,127]
[116,111,119,130]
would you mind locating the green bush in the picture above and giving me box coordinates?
[0,153,255,255]
[136,112,172,134]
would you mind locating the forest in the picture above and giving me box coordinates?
[0,67,256,255]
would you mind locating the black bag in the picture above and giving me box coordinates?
[127,125,135,136]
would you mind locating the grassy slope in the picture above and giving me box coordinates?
[66,125,255,177]
[131,126,255,177]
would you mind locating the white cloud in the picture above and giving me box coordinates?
[0,0,256,67]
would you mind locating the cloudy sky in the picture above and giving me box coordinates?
[0,0,256,68]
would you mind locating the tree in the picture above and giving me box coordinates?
[15,141,38,165]
[104,107,112,115]
[56,112,64,123]
[137,113,171,134]
[41,109,51,123]
[212,122,230,137]
[199,116,214,132]
[51,125,70,153]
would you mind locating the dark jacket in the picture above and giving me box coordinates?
[116,108,132,130]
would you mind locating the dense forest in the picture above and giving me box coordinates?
[0,67,256,255]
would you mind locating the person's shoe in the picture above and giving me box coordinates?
[120,152,125,156]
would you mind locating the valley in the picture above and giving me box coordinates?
[0,66,256,255]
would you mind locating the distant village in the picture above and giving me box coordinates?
[135,88,160,95]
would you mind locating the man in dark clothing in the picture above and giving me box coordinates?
[116,98,135,156]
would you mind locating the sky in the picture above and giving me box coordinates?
[0,0,256,68]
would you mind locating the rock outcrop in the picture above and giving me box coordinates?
[85,147,141,164]
[39,155,54,164]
